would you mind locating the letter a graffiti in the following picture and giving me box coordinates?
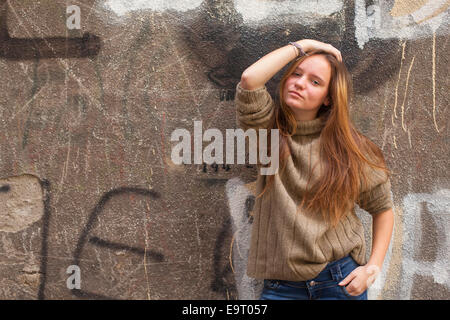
[66,265,81,289]
[66,5,81,30]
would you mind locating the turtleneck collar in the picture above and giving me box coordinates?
[293,115,327,136]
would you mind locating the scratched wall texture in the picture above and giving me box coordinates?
[0,0,448,300]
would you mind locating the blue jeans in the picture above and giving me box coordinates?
[260,255,368,300]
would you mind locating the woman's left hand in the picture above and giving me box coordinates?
[338,265,380,296]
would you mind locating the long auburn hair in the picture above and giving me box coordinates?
[257,50,391,227]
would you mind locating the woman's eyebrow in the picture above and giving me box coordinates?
[295,67,324,82]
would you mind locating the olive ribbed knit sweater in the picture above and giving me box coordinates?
[235,82,393,281]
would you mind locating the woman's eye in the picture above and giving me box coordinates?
[312,80,320,85]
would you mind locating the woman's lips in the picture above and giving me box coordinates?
[288,91,303,99]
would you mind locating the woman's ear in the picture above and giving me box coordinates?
[324,96,331,106]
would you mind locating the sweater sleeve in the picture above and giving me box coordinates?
[235,81,275,131]
[356,173,393,215]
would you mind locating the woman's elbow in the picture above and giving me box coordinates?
[240,71,261,90]
[240,71,252,89]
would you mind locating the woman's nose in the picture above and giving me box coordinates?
[294,76,306,88]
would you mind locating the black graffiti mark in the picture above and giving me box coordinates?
[88,236,164,262]
[181,0,401,94]
[71,187,161,300]
[197,178,229,187]
[73,187,162,263]
[0,0,100,60]
[244,195,255,224]
[210,216,237,299]
[219,89,235,101]
[36,184,162,300]
[0,184,10,192]
[35,182,238,299]
[201,163,254,173]
[37,179,51,300]
[208,66,235,89]
[202,162,231,173]
[0,32,101,60]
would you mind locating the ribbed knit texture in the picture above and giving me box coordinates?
[235,82,393,281]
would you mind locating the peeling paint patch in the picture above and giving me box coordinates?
[103,0,203,16]
[234,0,343,25]
[0,175,44,233]
[354,0,449,48]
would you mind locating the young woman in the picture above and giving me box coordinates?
[235,39,394,300]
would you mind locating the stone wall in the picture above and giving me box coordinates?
[0,0,448,299]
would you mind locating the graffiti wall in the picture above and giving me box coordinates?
[0,0,448,299]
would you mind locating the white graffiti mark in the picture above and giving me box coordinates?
[103,0,343,20]
[355,0,449,48]
[400,189,450,299]
[102,0,449,50]
[225,177,263,300]
[103,0,203,16]
[234,0,343,25]
[355,202,395,300]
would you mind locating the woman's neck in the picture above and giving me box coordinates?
[290,107,319,121]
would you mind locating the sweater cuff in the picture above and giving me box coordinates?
[235,82,271,113]
[357,179,393,215]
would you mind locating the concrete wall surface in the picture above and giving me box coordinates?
[0,0,448,299]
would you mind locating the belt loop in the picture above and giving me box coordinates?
[330,265,343,281]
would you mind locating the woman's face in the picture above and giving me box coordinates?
[283,54,332,121]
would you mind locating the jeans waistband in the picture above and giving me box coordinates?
[322,255,353,271]
[269,255,354,286]
[320,255,353,282]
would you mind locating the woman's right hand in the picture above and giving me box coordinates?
[296,39,342,62]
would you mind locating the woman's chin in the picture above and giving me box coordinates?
[286,104,321,118]
[285,98,303,109]
[286,101,308,111]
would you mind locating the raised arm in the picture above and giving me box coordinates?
[240,39,342,90]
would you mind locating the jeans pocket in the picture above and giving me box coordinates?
[337,259,365,299]
[264,280,280,290]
